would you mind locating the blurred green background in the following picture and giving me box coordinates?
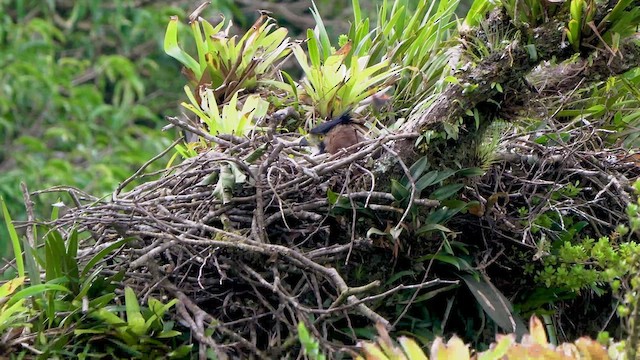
[1,1,186,262]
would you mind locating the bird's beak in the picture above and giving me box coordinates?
[298,135,326,154]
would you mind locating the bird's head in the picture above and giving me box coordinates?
[299,112,363,154]
[299,133,328,154]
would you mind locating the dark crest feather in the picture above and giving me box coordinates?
[309,112,352,134]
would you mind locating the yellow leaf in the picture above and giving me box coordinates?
[477,334,514,360]
[430,337,447,360]
[431,336,470,360]
[505,343,528,358]
[0,276,25,298]
[555,343,580,358]
[398,337,428,360]
[362,342,390,360]
[375,323,397,357]
[446,336,471,360]
[575,337,608,359]
[524,344,563,360]
[529,315,548,345]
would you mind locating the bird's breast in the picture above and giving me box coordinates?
[324,124,363,154]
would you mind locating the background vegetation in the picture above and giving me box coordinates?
[1,0,639,359]
[0,0,186,259]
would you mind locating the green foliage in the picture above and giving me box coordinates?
[81,287,190,358]
[292,41,399,118]
[531,236,640,293]
[460,275,528,337]
[164,11,291,103]
[2,0,638,356]
[616,179,640,360]
[258,0,459,119]
[362,157,483,251]
[461,18,520,63]
[498,0,638,52]
[519,177,640,294]
[565,0,596,51]
[351,0,468,146]
[0,276,29,335]
[0,220,190,358]
[397,158,483,234]
[290,2,401,119]
[500,0,544,26]
[0,1,182,252]
[181,87,269,138]
[599,69,640,149]
[374,0,459,112]
[512,179,640,353]
[1,198,24,278]
[298,322,326,360]
[463,0,497,28]
[164,5,294,148]
[0,201,189,357]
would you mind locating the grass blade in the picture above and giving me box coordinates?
[1,197,24,278]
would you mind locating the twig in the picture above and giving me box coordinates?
[20,183,36,249]
[113,137,184,199]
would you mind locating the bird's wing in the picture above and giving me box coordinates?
[309,112,352,134]
[324,124,363,154]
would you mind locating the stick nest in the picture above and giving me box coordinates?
[44,122,442,359]
[32,112,639,358]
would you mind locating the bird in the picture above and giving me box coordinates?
[299,112,364,154]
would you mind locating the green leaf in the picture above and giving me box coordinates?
[244,143,268,164]
[145,297,178,331]
[190,19,207,75]
[415,171,440,192]
[463,0,497,27]
[306,29,321,69]
[430,183,464,200]
[416,169,456,192]
[124,287,146,335]
[45,230,66,281]
[425,206,461,224]
[409,156,430,180]
[352,0,362,25]
[93,307,126,326]
[458,167,485,177]
[366,227,388,238]
[81,238,131,278]
[280,71,298,99]
[567,19,581,50]
[418,254,468,270]
[164,16,201,77]
[7,282,71,307]
[416,223,452,235]
[310,1,331,61]
[460,274,528,337]
[404,283,459,304]
[88,293,117,309]
[158,330,182,338]
[570,0,584,22]
[391,179,410,201]
[384,270,416,285]
[1,197,24,277]
[168,345,194,358]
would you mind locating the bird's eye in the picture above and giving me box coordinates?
[318,135,325,140]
